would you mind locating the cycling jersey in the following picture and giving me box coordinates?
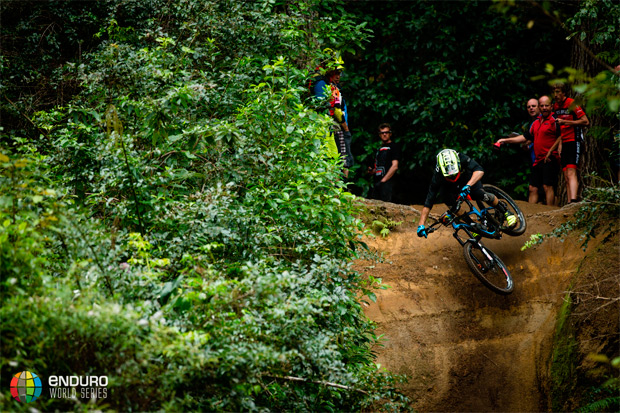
[524,114,561,166]
[553,97,587,143]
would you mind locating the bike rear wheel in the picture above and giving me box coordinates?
[483,184,527,236]
[463,241,514,294]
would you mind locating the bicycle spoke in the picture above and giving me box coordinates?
[463,242,513,294]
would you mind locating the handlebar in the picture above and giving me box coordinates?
[426,196,470,234]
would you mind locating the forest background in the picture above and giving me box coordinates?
[0,0,618,411]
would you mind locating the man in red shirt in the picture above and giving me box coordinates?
[524,95,562,206]
[494,98,541,203]
[496,96,560,205]
[549,83,590,203]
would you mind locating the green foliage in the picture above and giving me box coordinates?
[576,354,620,413]
[548,66,620,154]
[521,181,619,250]
[550,292,579,413]
[343,0,571,202]
[371,217,403,238]
[565,0,620,67]
[550,295,619,413]
[1,1,411,411]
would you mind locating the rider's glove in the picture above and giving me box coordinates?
[417,225,428,238]
[459,185,471,200]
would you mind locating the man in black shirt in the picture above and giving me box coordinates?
[370,123,401,202]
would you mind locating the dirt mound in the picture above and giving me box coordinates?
[355,199,604,412]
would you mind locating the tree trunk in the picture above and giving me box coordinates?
[566,14,607,204]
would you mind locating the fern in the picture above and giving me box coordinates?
[576,396,619,413]
[371,218,403,238]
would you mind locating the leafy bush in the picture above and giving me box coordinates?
[1,1,411,411]
[522,180,619,250]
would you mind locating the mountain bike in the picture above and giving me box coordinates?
[426,185,526,295]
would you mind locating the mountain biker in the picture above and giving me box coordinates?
[417,149,517,238]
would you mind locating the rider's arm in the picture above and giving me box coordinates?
[418,206,432,227]
[466,170,484,187]
[460,154,484,187]
[381,160,399,183]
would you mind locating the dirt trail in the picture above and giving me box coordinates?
[355,200,592,412]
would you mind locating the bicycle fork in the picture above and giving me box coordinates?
[470,242,509,276]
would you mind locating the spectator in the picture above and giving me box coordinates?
[333,72,355,174]
[312,51,353,178]
[494,96,561,205]
[369,123,401,202]
[529,96,562,205]
[549,82,590,203]
[494,98,543,203]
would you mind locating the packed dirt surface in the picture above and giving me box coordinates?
[355,199,600,412]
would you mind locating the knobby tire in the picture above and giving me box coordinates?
[483,184,527,236]
[463,242,514,295]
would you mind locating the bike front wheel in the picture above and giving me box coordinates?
[483,184,527,236]
[463,241,514,295]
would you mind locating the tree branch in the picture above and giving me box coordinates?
[265,374,369,395]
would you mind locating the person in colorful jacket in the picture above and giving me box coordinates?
[312,52,354,177]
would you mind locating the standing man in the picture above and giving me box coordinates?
[494,98,542,203]
[550,83,589,203]
[527,95,562,206]
[369,123,401,202]
[494,96,561,205]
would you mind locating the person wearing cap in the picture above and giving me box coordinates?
[417,149,516,238]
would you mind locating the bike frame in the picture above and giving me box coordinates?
[425,192,516,294]
[429,196,502,246]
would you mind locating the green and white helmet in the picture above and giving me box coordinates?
[437,149,461,181]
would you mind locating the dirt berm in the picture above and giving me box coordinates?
[354,199,614,412]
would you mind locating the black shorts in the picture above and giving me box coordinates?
[530,159,560,188]
[561,140,582,169]
[373,179,393,202]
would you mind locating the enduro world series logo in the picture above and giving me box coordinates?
[10,371,108,403]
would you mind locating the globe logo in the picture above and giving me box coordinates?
[10,371,42,403]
